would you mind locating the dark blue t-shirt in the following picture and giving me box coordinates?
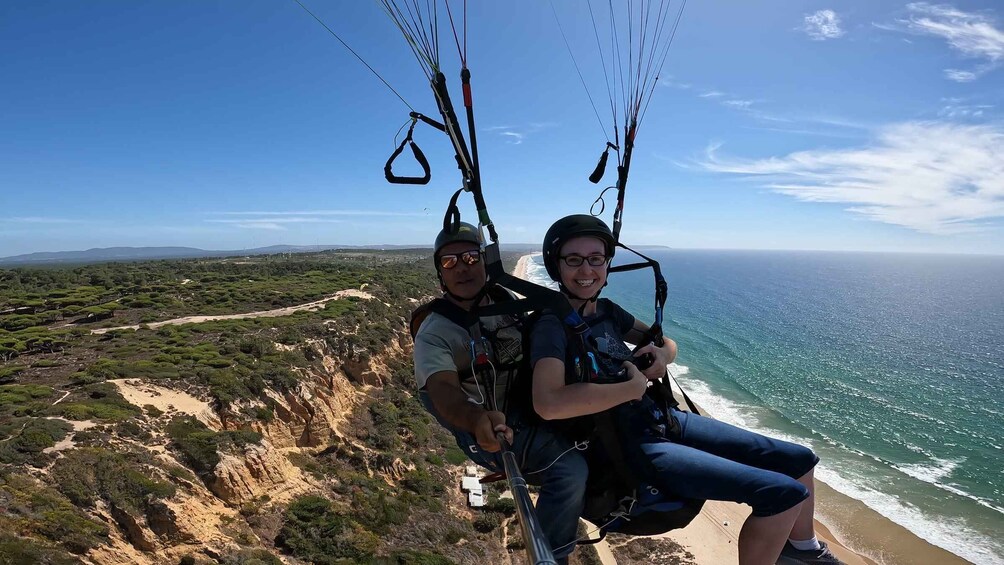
[530,299,635,382]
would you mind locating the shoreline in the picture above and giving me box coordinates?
[512,252,537,282]
[510,253,969,565]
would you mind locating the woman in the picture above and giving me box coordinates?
[529,214,843,565]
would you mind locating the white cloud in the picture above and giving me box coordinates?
[3,216,76,224]
[803,10,845,40]
[233,222,285,231]
[501,131,524,145]
[944,68,978,81]
[215,210,424,217]
[484,123,554,145]
[699,90,725,98]
[904,3,1004,61]
[723,99,754,110]
[887,3,1004,80]
[659,78,692,89]
[698,121,1004,234]
[938,101,993,118]
[208,218,342,225]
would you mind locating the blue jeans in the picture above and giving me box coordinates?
[420,393,587,558]
[616,406,818,517]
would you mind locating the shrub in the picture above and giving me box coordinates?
[0,472,110,555]
[276,495,375,564]
[0,365,27,383]
[402,467,442,497]
[378,550,456,565]
[166,417,221,474]
[472,512,502,533]
[50,448,176,514]
[0,418,71,466]
[486,496,516,517]
[166,416,261,475]
[0,532,80,565]
[0,384,53,406]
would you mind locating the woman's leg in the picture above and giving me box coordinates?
[740,504,802,565]
[672,411,819,480]
[791,467,817,541]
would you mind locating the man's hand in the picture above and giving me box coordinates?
[474,410,513,452]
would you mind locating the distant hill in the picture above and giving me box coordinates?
[0,242,604,266]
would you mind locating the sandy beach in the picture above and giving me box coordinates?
[511,253,967,565]
[512,252,536,282]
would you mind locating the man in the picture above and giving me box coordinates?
[412,222,586,564]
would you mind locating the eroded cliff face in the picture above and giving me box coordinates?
[89,331,420,564]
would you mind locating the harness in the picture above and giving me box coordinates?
[410,286,531,422]
[558,299,705,541]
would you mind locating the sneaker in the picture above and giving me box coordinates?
[776,540,846,565]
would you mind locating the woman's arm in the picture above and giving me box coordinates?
[532,357,649,420]
[625,319,679,380]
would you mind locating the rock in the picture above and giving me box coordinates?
[146,500,186,541]
[207,442,307,505]
[109,503,157,552]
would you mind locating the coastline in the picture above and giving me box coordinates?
[510,253,968,565]
[512,252,535,282]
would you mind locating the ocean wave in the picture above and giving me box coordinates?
[673,375,1003,563]
[815,466,1004,565]
[894,457,1004,516]
[671,375,759,430]
[894,456,961,484]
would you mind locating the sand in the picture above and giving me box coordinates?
[110,378,220,429]
[513,252,537,282]
[91,288,374,334]
[509,254,960,565]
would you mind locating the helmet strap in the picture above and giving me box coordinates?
[558,282,603,304]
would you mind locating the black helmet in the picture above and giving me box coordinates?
[542,214,616,281]
[434,222,482,257]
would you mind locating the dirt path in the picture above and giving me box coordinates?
[91,288,373,334]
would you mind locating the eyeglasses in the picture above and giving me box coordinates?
[439,249,482,270]
[560,254,608,267]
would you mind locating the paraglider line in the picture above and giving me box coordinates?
[292,0,415,112]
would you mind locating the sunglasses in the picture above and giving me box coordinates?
[439,249,482,270]
[560,254,609,267]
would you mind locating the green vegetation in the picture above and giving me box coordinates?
[50,448,176,514]
[166,416,262,476]
[276,495,378,564]
[0,249,528,561]
[0,417,71,466]
[0,471,110,556]
[49,382,141,421]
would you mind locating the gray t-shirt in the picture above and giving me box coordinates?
[413,304,522,411]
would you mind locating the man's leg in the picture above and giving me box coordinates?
[518,428,588,561]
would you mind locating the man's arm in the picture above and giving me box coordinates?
[424,370,512,452]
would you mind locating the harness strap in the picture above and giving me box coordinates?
[384,119,432,185]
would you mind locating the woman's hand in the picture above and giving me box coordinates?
[623,361,649,399]
[634,337,678,380]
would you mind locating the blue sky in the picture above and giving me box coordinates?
[2,1,1003,257]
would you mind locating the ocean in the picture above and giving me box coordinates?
[522,250,1004,565]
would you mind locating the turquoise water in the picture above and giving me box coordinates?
[523,250,1004,564]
